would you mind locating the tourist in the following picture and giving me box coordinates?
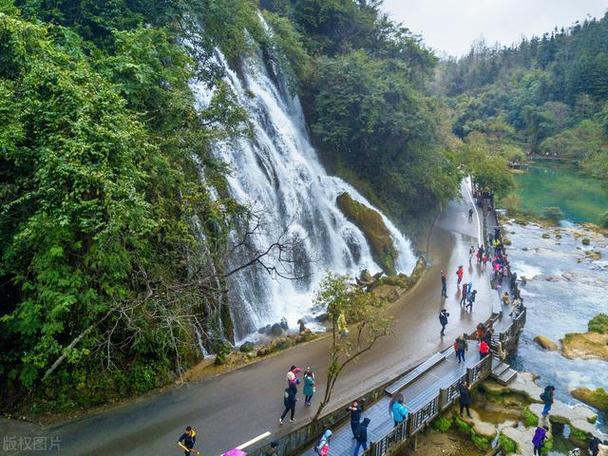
[303,367,315,406]
[460,282,469,306]
[286,365,301,386]
[440,270,447,298]
[466,289,477,311]
[589,433,602,456]
[532,425,549,455]
[458,381,473,417]
[477,245,484,263]
[469,245,475,262]
[456,265,464,286]
[279,383,297,424]
[501,291,510,307]
[315,430,332,456]
[439,309,449,336]
[177,426,197,456]
[456,334,468,363]
[483,327,494,347]
[353,417,370,456]
[391,394,408,427]
[541,385,555,417]
[479,339,490,359]
[476,323,485,342]
[468,208,474,221]
[347,400,363,439]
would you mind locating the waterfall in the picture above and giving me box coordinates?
[190,25,418,340]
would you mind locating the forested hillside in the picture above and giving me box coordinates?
[437,13,608,180]
[0,0,461,414]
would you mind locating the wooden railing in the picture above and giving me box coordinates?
[367,355,493,455]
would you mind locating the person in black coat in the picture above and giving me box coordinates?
[347,400,363,438]
[279,383,297,424]
[458,381,473,418]
[354,417,371,456]
[439,309,449,336]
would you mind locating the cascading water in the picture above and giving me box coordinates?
[191,22,417,340]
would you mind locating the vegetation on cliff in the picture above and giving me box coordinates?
[336,192,397,275]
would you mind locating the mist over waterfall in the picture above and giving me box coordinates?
[191,35,417,340]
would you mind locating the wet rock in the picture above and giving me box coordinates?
[270,323,284,336]
[533,335,558,351]
[571,387,608,413]
[258,324,272,335]
[529,402,598,436]
[542,233,550,239]
[460,410,498,438]
[582,238,591,246]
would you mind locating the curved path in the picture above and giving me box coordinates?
[20,182,495,455]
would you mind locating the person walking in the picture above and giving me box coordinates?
[589,433,602,456]
[468,208,474,221]
[532,425,549,455]
[286,365,301,386]
[469,245,475,262]
[303,367,315,406]
[466,289,477,311]
[541,385,555,417]
[456,265,464,286]
[458,381,473,417]
[353,417,370,456]
[315,430,332,456]
[439,309,449,336]
[460,282,469,306]
[177,426,197,456]
[479,339,490,360]
[279,383,297,424]
[440,270,448,298]
[347,400,363,439]
[390,394,408,427]
[456,334,468,363]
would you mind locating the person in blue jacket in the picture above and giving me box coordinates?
[390,394,408,427]
[353,417,371,456]
[177,426,196,456]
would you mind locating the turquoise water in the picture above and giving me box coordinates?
[512,162,608,224]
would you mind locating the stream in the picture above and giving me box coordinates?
[506,162,608,440]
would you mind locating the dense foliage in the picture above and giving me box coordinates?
[437,13,608,181]
[0,0,256,411]
[262,0,460,223]
[1,0,463,413]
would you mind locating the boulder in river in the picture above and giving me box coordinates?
[533,335,558,351]
[571,387,608,413]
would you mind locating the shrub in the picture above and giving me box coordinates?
[499,433,518,453]
[431,415,452,432]
[588,314,608,334]
[522,407,539,427]
[239,342,255,353]
[542,206,565,223]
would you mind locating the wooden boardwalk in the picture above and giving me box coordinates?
[299,280,522,456]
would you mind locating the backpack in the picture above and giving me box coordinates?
[284,388,290,407]
[539,392,546,402]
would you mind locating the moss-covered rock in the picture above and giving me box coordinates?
[571,387,608,413]
[336,192,397,275]
[561,331,608,361]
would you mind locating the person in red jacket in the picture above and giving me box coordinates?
[456,265,464,286]
[479,340,490,359]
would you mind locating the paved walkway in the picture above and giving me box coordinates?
[15,182,495,456]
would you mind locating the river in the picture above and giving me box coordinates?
[506,162,608,442]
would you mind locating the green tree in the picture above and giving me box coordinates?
[312,272,391,420]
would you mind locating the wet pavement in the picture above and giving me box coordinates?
[16,182,502,455]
